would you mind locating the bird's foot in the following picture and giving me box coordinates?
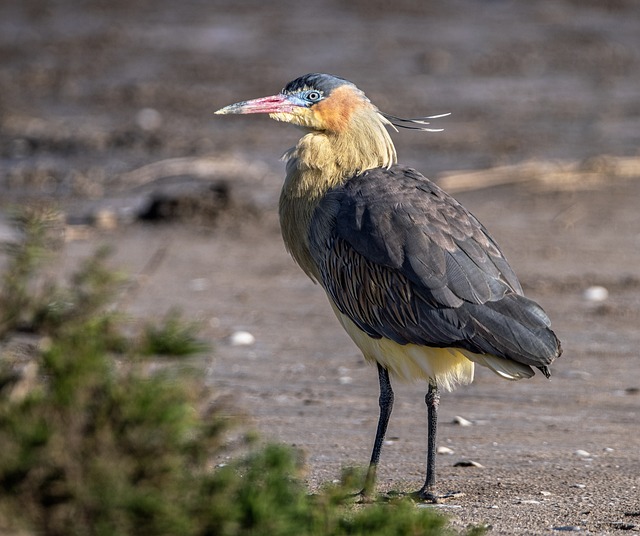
[413,487,464,504]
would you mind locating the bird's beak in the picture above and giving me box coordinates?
[215,94,300,115]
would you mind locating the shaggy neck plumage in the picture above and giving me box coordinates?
[279,109,397,280]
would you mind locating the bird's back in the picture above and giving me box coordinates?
[309,164,561,385]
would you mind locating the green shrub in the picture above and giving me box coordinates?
[0,208,482,536]
[0,319,225,536]
[140,309,210,357]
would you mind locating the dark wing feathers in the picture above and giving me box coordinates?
[309,165,560,370]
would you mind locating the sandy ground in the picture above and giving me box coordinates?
[1,0,640,534]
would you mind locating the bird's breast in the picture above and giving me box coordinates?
[279,165,327,282]
[329,302,475,391]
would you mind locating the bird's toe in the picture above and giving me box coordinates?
[413,488,464,503]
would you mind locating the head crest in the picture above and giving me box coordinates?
[282,73,355,97]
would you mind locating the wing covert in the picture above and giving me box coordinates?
[309,164,559,368]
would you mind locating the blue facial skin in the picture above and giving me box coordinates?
[280,90,322,108]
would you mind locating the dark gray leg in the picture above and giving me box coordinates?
[417,380,439,501]
[362,363,394,496]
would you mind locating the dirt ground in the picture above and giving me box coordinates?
[1,0,640,534]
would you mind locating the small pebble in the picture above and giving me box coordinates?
[574,449,590,457]
[437,446,454,455]
[553,526,582,532]
[454,459,484,468]
[571,483,586,489]
[610,522,637,530]
[229,330,255,346]
[519,499,540,505]
[540,491,552,496]
[339,376,352,385]
[452,415,473,426]
[583,285,608,302]
[136,107,163,131]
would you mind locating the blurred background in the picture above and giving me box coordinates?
[1,0,639,209]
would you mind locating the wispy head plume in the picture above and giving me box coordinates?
[381,112,451,132]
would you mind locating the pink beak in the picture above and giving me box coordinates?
[215,94,299,115]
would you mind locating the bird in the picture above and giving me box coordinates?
[215,73,562,502]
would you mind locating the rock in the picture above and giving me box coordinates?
[609,522,637,530]
[437,446,455,455]
[136,107,163,131]
[583,285,608,302]
[137,180,231,225]
[452,415,473,426]
[454,459,484,468]
[229,331,255,346]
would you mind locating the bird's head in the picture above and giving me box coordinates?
[215,73,369,133]
[215,73,449,134]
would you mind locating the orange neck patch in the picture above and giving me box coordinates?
[312,85,365,133]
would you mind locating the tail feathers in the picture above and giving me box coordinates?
[537,365,552,379]
[461,350,535,380]
[467,295,562,370]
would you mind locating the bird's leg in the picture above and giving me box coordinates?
[361,363,394,498]
[416,380,440,502]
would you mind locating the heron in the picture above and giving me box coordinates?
[215,73,561,501]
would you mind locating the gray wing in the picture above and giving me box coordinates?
[309,165,561,370]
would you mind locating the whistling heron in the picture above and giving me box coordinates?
[216,73,561,501]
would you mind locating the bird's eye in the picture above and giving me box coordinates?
[305,90,322,103]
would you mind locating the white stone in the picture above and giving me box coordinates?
[453,415,473,426]
[583,285,608,302]
[136,107,162,131]
[229,330,255,346]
